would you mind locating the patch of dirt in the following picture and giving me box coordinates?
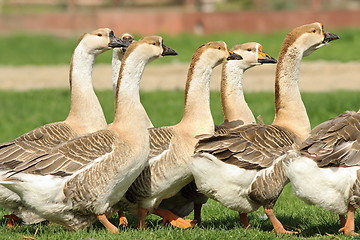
[0,61,359,92]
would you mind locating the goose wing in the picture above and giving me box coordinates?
[9,129,116,177]
[148,126,175,159]
[214,120,245,134]
[0,122,78,169]
[300,111,360,167]
[195,124,296,170]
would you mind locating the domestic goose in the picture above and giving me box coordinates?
[120,41,242,228]
[159,42,277,224]
[0,36,177,233]
[284,110,360,235]
[189,23,339,233]
[0,28,128,227]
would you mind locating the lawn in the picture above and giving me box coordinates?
[0,89,359,239]
[0,27,359,66]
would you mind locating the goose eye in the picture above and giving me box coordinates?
[152,42,156,46]
[312,29,316,33]
[218,47,221,50]
[247,48,252,52]
[97,33,102,37]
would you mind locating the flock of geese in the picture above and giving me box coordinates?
[1,22,359,236]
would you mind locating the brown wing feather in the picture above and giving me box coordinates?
[0,122,78,169]
[300,111,360,167]
[10,129,116,177]
[148,126,175,159]
[195,124,297,170]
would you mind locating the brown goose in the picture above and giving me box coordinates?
[0,36,177,233]
[189,23,339,233]
[0,28,128,226]
[284,109,360,235]
[119,41,242,228]
[158,42,277,224]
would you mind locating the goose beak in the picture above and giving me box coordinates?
[108,31,130,48]
[162,44,178,56]
[258,51,277,64]
[227,51,243,60]
[322,31,340,44]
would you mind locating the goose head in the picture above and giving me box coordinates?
[79,28,129,55]
[285,22,339,57]
[195,41,243,69]
[112,33,135,58]
[229,42,277,70]
[124,35,178,63]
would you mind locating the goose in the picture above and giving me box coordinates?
[0,36,178,233]
[158,42,277,224]
[0,28,128,227]
[284,110,360,235]
[188,22,339,233]
[119,41,242,229]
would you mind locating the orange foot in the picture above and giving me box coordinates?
[118,211,128,227]
[153,209,196,229]
[339,227,359,236]
[4,213,19,228]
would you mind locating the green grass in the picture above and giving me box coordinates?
[0,89,359,239]
[0,27,359,66]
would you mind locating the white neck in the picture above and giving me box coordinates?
[221,61,255,124]
[65,44,107,134]
[112,50,153,133]
[111,49,122,95]
[272,45,310,141]
[179,56,215,135]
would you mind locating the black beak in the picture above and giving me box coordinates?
[323,31,340,43]
[162,44,178,56]
[227,51,243,61]
[258,52,277,64]
[108,31,130,48]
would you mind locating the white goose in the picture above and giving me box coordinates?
[189,23,339,233]
[0,36,177,233]
[284,110,360,236]
[158,42,277,224]
[0,28,128,226]
[120,41,242,228]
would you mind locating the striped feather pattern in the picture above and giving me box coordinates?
[9,129,116,177]
[195,124,297,170]
[0,122,78,170]
[300,111,360,167]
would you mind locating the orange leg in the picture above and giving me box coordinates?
[4,213,19,228]
[96,214,118,233]
[193,203,202,225]
[118,210,128,227]
[153,209,196,229]
[239,212,250,229]
[264,207,297,234]
[338,205,359,235]
[137,207,148,229]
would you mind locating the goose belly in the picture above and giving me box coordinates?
[285,156,359,214]
[190,153,260,213]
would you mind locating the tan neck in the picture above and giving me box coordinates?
[65,45,107,134]
[111,52,153,135]
[179,56,215,135]
[221,61,255,124]
[272,45,310,141]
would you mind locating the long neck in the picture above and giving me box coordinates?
[272,45,310,141]
[111,49,122,95]
[65,45,107,134]
[221,61,255,124]
[179,57,215,135]
[112,52,153,133]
